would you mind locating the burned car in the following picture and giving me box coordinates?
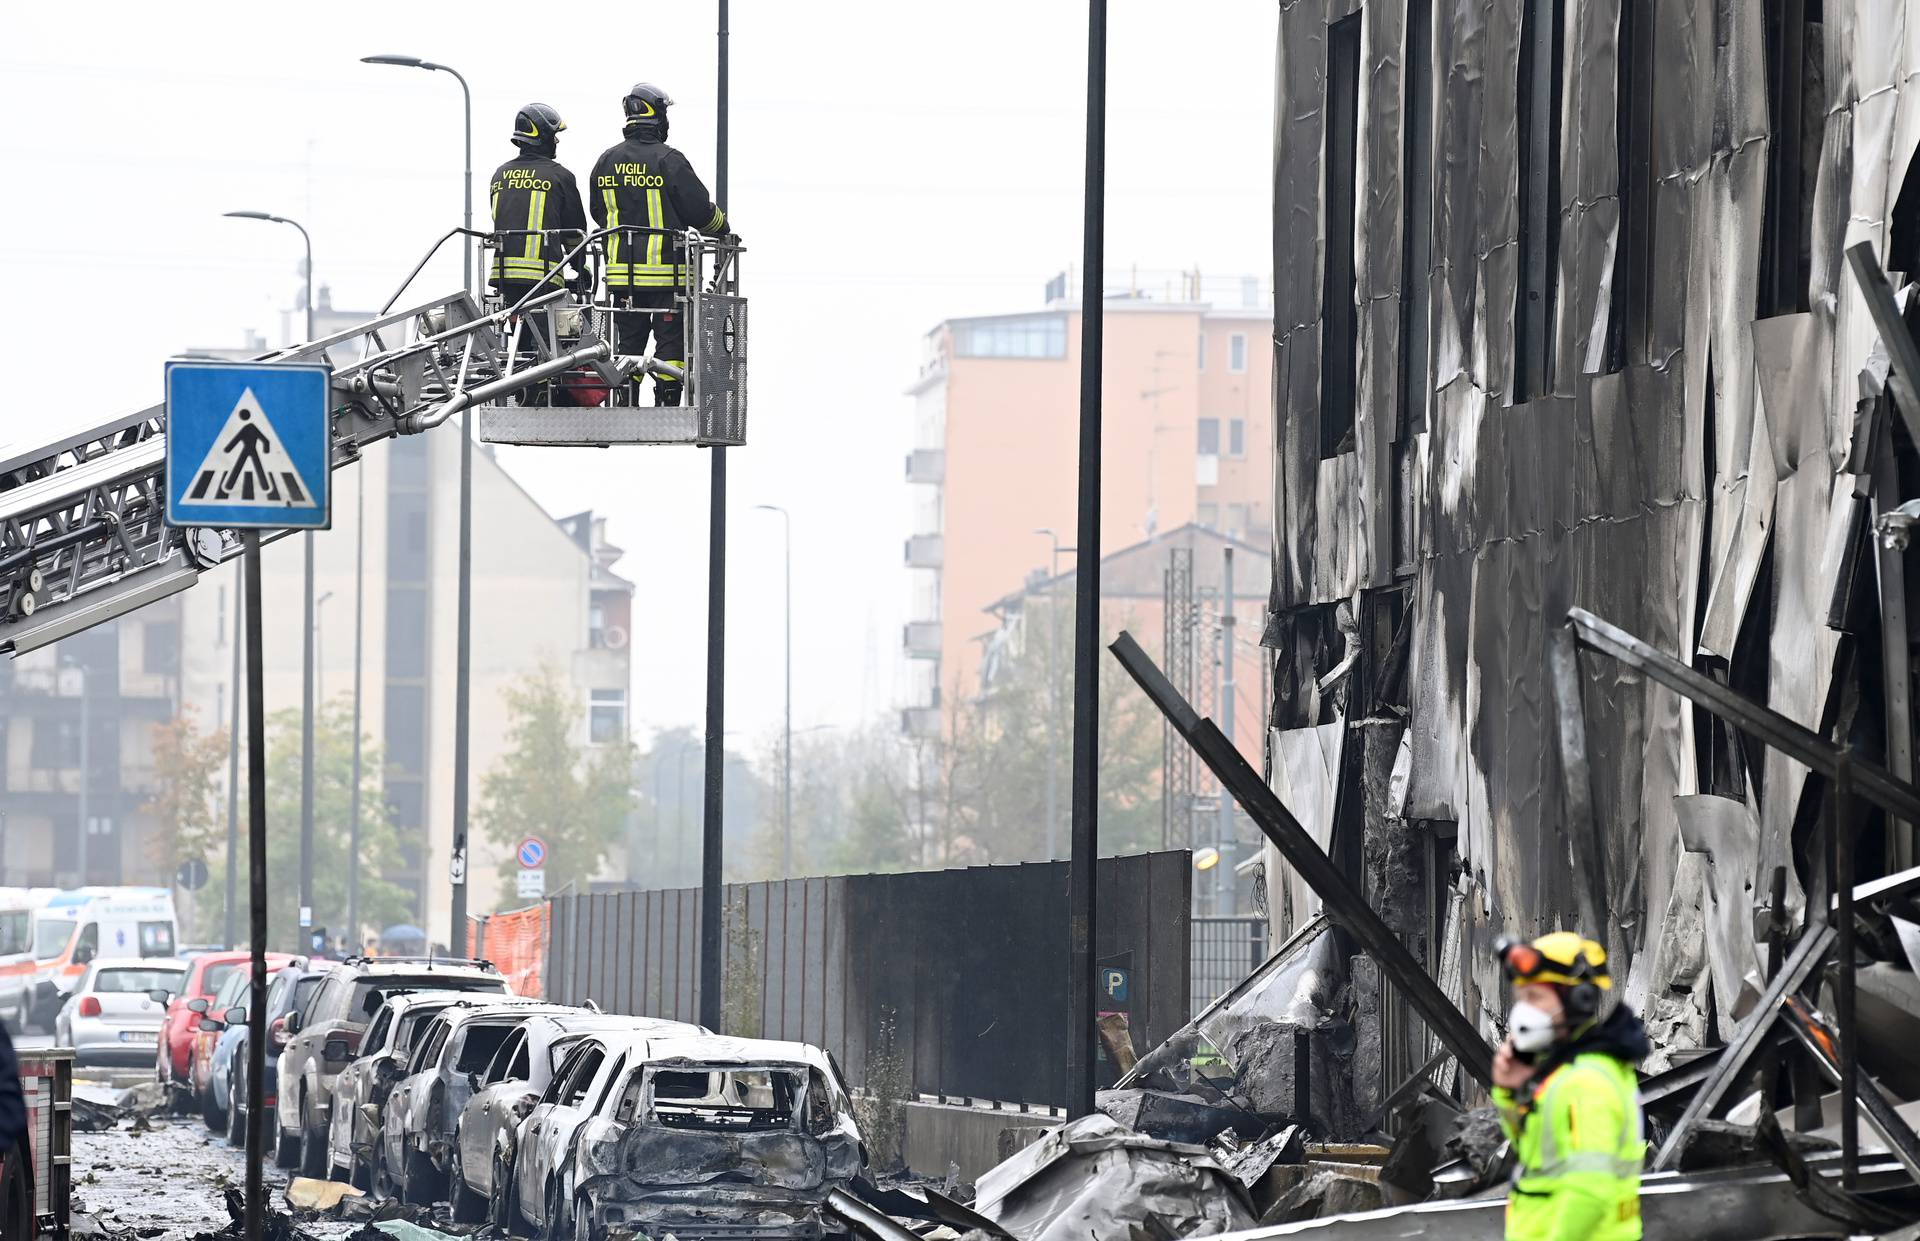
[450,1011,703,1225]
[564,1036,865,1241]
[378,998,568,1203]
[324,989,478,1187]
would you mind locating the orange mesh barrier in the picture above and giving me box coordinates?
[467,903,548,998]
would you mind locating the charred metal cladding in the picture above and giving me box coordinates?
[1264,0,1920,1111]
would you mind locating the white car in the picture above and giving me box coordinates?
[55,958,187,1066]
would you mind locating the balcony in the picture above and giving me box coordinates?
[904,534,944,569]
[900,706,942,738]
[902,621,942,659]
[905,449,946,484]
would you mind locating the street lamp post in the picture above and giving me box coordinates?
[1034,530,1073,861]
[315,591,333,704]
[223,210,317,944]
[361,54,475,952]
[348,471,365,951]
[754,506,793,877]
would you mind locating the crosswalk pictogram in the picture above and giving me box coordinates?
[182,388,319,508]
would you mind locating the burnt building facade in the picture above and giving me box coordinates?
[1263,0,1920,1091]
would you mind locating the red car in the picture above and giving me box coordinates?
[157,950,292,1109]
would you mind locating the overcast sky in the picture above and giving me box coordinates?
[1,2,1276,753]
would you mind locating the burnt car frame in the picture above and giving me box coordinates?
[534,1035,865,1241]
[323,989,477,1187]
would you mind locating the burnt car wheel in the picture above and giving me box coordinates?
[448,1149,484,1224]
[402,1146,443,1206]
[299,1101,328,1178]
[226,1072,246,1148]
[371,1148,395,1201]
[202,1079,227,1132]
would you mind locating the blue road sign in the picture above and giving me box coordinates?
[517,837,547,869]
[165,361,332,530]
[1102,966,1130,1003]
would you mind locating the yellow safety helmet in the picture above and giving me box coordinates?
[1498,932,1610,1020]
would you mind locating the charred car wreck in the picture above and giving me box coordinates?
[567,1036,864,1241]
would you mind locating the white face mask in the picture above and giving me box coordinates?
[1509,1001,1558,1053]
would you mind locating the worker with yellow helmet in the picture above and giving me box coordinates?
[1492,931,1649,1240]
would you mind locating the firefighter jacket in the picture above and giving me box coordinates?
[589,125,728,291]
[488,151,589,285]
[1493,1007,1649,1241]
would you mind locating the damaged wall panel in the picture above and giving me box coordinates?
[1265,0,1920,1065]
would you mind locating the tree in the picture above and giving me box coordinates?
[476,666,634,903]
[208,697,412,951]
[142,707,228,871]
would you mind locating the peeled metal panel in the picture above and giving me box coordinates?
[1268,722,1345,929]
[1674,793,1766,1041]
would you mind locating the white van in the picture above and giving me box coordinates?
[0,889,48,1032]
[29,888,178,1030]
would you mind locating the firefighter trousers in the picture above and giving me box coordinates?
[611,291,685,406]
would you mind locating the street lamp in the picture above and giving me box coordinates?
[753,505,792,877]
[1034,529,1075,861]
[224,209,317,942]
[362,53,476,951]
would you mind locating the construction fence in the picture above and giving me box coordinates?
[541,851,1194,1107]
[467,902,548,998]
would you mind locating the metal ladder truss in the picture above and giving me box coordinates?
[475,226,746,449]
[0,223,741,657]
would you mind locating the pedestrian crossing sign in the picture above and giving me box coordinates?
[164,360,332,530]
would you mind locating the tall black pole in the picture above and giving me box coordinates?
[1066,0,1106,1118]
[348,472,365,951]
[224,574,242,949]
[698,0,730,1034]
[298,227,316,954]
[240,533,269,1241]
[449,66,475,956]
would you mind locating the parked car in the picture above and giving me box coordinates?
[567,1037,865,1241]
[156,949,293,1109]
[324,990,484,1188]
[53,958,187,1066]
[507,1030,652,1239]
[276,956,508,1175]
[217,957,331,1150]
[190,969,255,1127]
[378,1000,570,1204]
[450,1011,704,1225]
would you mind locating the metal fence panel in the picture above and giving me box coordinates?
[1190,915,1269,1016]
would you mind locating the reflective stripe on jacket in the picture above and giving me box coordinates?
[488,154,588,284]
[1493,1052,1644,1241]
[589,132,726,290]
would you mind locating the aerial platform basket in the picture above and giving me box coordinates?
[478,230,747,449]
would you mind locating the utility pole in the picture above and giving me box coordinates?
[225,580,242,947]
[1035,529,1072,860]
[698,0,731,1033]
[348,472,365,950]
[1067,0,1107,1119]
[72,659,89,885]
[1218,547,1235,915]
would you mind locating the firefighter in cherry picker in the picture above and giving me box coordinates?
[1492,931,1649,1240]
[488,103,590,350]
[590,82,736,406]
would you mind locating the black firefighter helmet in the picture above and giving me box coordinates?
[512,103,566,149]
[622,83,673,124]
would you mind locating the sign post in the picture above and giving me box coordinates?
[166,360,329,1241]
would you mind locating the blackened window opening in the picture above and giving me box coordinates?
[1514,0,1564,401]
[1320,13,1363,459]
[1760,0,1822,315]
[1398,0,1434,437]
[1609,0,1656,370]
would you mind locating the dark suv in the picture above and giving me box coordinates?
[275,957,507,1174]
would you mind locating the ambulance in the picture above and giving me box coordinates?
[0,889,46,1033]
[26,888,178,1031]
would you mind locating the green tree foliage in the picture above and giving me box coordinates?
[476,665,635,904]
[141,706,228,869]
[209,698,411,951]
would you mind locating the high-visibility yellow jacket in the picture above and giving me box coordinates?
[1494,1049,1644,1240]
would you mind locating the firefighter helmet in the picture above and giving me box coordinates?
[1497,931,1609,1020]
[512,103,566,149]
[622,83,674,122]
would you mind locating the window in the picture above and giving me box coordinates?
[1513,0,1565,401]
[387,490,429,582]
[1228,419,1246,457]
[364,1007,395,1055]
[386,685,427,772]
[30,720,80,770]
[1608,0,1655,368]
[953,315,1067,359]
[0,911,28,957]
[95,967,187,994]
[589,605,607,648]
[35,921,73,961]
[1759,0,1822,316]
[1229,333,1248,372]
[1399,0,1434,436]
[457,1021,518,1072]
[1197,333,1207,371]
[1197,418,1221,456]
[73,923,98,964]
[139,921,175,958]
[1197,503,1220,529]
[648,1066,803,1132]
[385,589,428,677]
[1320,13,1363,456]
[1227,504,1251,534]
[485,1027,528,1084]
[414,1017,451,1071]
[143,621,178,678]
[590,688,626,744]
